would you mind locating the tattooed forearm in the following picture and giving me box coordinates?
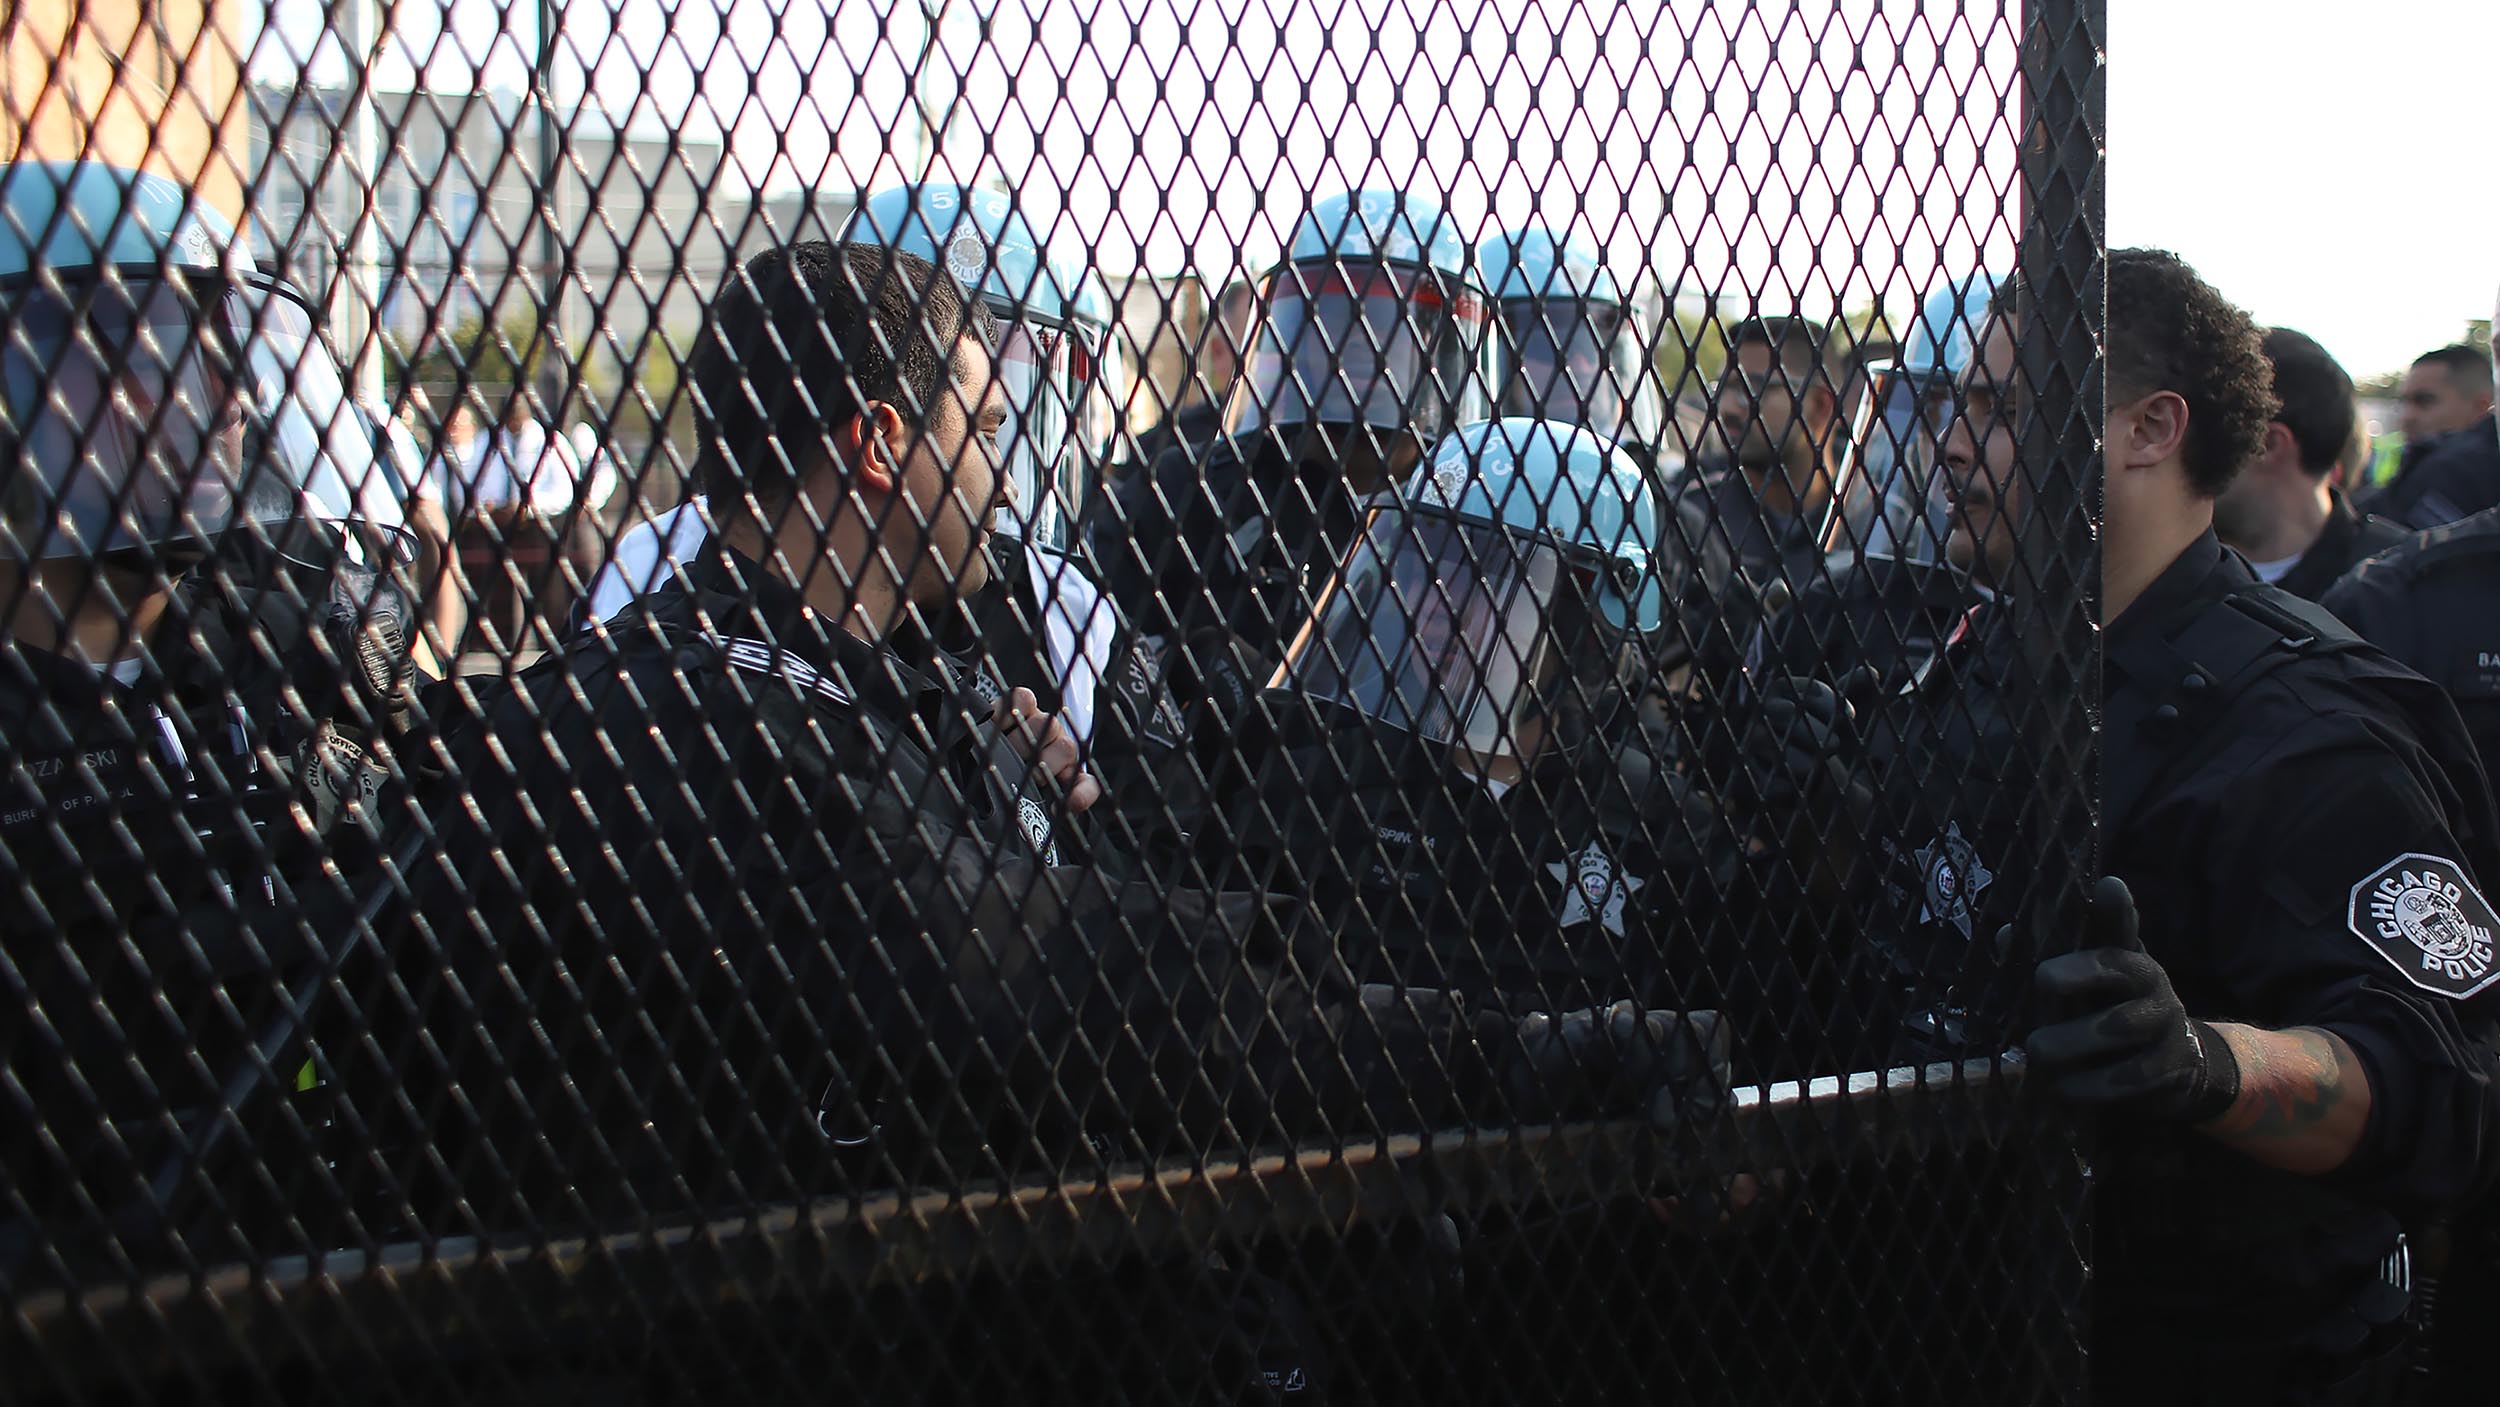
[2197,1025,2374,1176]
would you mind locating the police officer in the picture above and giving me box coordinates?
[1140,416,1745,1403]
[1686,315,1844,596]
[1472,226,1732,700]
[2324,507,2500,781]
[365,239,1720,1269]
[1096,190,1494,674]
[835,186,1237,869]
[2366,342,2500,530]
[1755,274,1999,694]
[0,161,418,1276]
[2321,505,2500,1407]
[1197,418,1738,1013]
[1476,228,1667,468]
[1787,250,2500,1402]
[2213,327,2402,601]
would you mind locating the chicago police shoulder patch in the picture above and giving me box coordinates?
[2347,854,2500,999]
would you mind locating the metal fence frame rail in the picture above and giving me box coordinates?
[11,1060,2024,1391]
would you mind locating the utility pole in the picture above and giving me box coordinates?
[533,0,567,417]
[340,0,385,406]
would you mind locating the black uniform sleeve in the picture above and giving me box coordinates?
[720,664,1514,1161]
[2187,727,2500,1217]
[2319,567,2421,663]
[1095,445,1228,640]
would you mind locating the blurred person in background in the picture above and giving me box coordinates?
[2396,345,2493,449]
[1689,316,1844,597]
[2369,343,2500,529]
[379,388,458,676]
[2213,328,2402,601]
[1128,277,1256,472]
[446,390,581,653]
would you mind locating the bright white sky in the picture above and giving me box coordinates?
[2108,0,2500,380]
[261,0,2018,322]
[257,0,2486,378]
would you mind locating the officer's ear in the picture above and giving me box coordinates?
[2109,388,2189,475]
[840,403,909,495]
[2254,422,2303,479]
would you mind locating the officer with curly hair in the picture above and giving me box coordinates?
[1770,250,2500,1402]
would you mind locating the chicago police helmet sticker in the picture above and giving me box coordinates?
[2349,855,2500,998]
[945,227,989,286]
[1915,822,1994,939]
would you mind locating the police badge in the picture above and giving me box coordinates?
[2348,854,2500,998]
[1913,822,1994,940]
[1549,841,1643,936]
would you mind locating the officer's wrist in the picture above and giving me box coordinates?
[2186,1018,2242,1125]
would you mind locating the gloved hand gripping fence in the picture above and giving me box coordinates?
[2022,876,2242,1124]
[1504,1002,1733,1129]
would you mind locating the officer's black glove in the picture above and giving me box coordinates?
[2021,876,2241,1124]
[1505,1001,1731,1130]
[1732,673,1878,813]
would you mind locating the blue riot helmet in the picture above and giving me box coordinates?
[1824,272,2001,566]
[842,185,1102,550]
[1280,418,1674,767]
[1478,227,1664,451]
[0,161,410,569]
[1230,190,1493,465]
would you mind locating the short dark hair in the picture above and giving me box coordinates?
[2106,248,2277,499]
[2259,327,2355,478]
[2412,343,2493,397]
[688,241,996,516]
[1726,315,1831,386]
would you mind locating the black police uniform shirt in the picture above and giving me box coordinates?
[1885,531,2500,1365]
[0,639,325,1272]
[362,548,1531,1229]
[1182,693,1745,1019]
[1671,467,1830,698]
[1124,395,1231,482]
[1846,588,2037,1069]
[2269,485,2406,604]
[2322,504,2500,776]
[2366,413,2500,530]
[1094,432,1378,669]
[1672,466,1830,601]
[1765,553,1983,696]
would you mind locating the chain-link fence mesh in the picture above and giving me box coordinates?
[1,0,2104,1399]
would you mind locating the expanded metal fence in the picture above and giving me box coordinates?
[2,0,2103,1400]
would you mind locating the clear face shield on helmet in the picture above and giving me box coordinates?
[1821,359,1957,568]
[986,313,1091,551]
[241,286,415,570]
[1493,299,1662,448]
[1280,507,1614,770]
[1231,264,1492,446]
[0,268,413,571]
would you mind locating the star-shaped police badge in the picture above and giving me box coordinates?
[1915,822,1993,939]
[1549,841,1643,936]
